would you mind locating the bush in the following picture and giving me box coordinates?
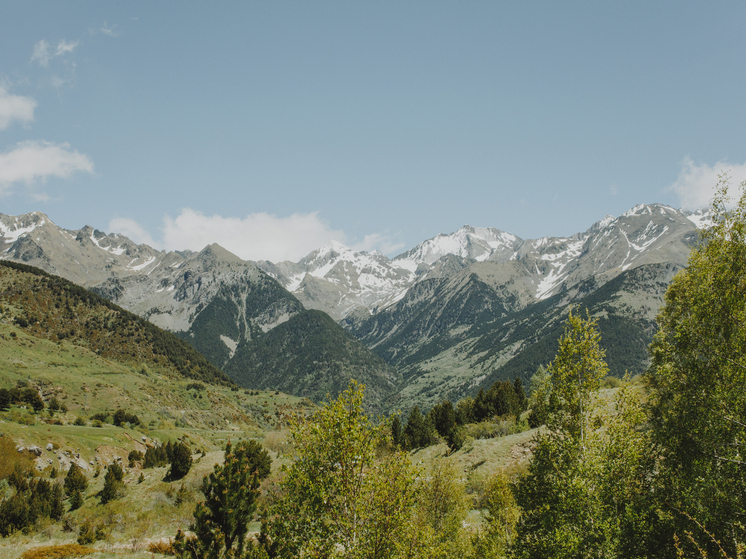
[77,520,106,545]
[73,417,86,426]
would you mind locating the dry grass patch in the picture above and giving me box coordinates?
[19,544,96,559]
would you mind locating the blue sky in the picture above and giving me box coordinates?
[1,1,745,261]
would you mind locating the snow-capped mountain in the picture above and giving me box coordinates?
[0,202,708,412]
[255,204,702,320]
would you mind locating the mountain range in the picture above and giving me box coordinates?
[0,204,709,411]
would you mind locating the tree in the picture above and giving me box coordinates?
[64,463,87,496]
[472,469,520,558]
[168,442,192,481]
[100,462,125,504]
[260,380,418,558]
[646,175,746,557]
[513,311,610,559]
[403,406,434,450]
[189,440,271,558]
[547,309,608,446]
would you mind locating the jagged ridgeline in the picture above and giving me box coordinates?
[225,309,399,411]
[0,260,232,386]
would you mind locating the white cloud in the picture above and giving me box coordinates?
[31,40,51,67]
[669,158,746,210]
[101,22,119,37]
[0,141,94,192]
[159,209,347,261]
[108,217,159,248]
[31,39,78,67]
[351,232,405,255]
[108,210,405,261]
[55,40,78,56]
[0,86,36,130]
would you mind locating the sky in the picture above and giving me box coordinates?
[1,1,746,262]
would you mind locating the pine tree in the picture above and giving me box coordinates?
[190,440,272,558]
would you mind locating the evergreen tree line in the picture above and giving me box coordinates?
[0,386,45,412]
[392,378,528,451]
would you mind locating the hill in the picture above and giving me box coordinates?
[225,310,400,412]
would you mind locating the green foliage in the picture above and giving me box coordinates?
[472,469,520,558]
[546,309,608,444]
[100,463,124,504]
[128,450,144,468]
[68,489,83,511]
[167,442,192,481]
[513,312,615,558]
[0,476,65,536]
[63,464,87,497]
[113,408,140,427]
[407,459,471,556]
[646,175,746,557]
[77,519,106,545]
[403,405,435,450]
[260,380,418,558]
[189,440,271,558]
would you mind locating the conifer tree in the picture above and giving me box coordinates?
[190,440,271,558]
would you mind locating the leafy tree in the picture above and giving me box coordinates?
[527,365,551,428]
[260,380,418,558]
[405,458,470,556]
[64,463,87,497]
[100,463,125,504]
[0,388,9,411]
[646,175,746,556]
[472,469,520,558]
[168,442,192,481]
[547,309,608,445]
[513,311,610,559]
[189,440,271,558]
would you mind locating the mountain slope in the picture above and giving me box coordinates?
[225,310,399,411]
[0,260,230,386]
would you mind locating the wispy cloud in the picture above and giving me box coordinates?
[107,210,403,261]
[30,40,51,67]
[31,39,78,67]
[0,86,36,130]
[0,141,94,193]
[669,158,746,210]
[100,22,119,37]
[55,40,78,56]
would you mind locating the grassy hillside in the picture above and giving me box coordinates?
[0,261,230,386]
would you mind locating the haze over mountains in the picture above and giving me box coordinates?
[0,204,709,411]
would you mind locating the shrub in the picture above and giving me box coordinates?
[73,417,86,426]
